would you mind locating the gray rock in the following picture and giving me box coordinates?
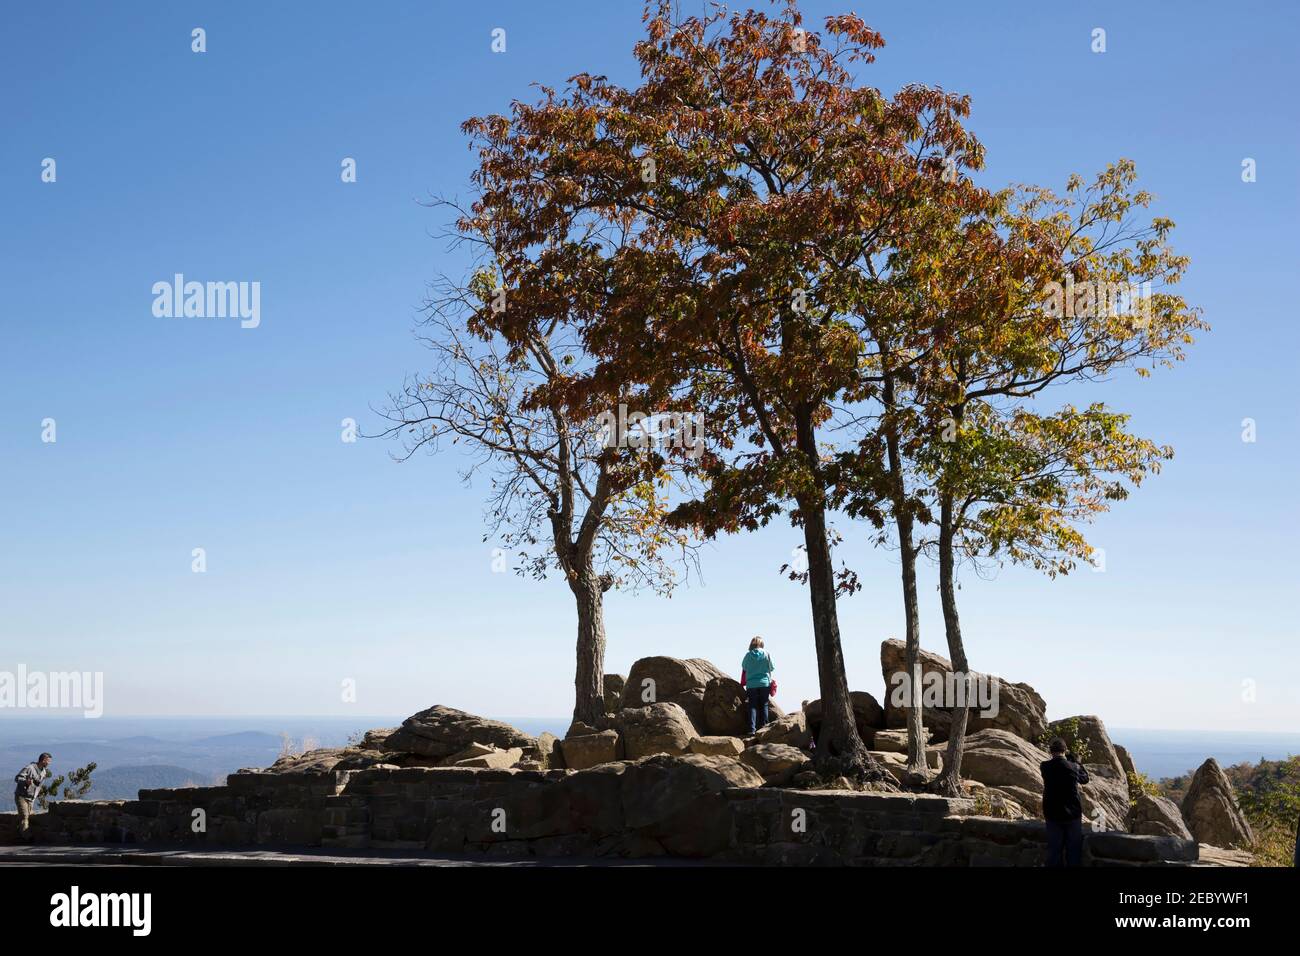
[560,729,622,771]
[803,691,885,743]
[621,657,726,710]
[1114,743,1136,778]
[1048,716,1130,833]
[690,736,745,757]
[360,728,396,750]
[738,743,810,785]
[384,705,536,759]
[618,702,696,758]
[454,746,523,769]
[880,640,1047,743]
[1180,758,1254,849]
[1128,792,1193,840]
[701,675,787,737]
[753,711,810,749]
[959,729,1049,815]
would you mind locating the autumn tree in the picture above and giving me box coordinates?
[379,175,694,726]
[509,0,997,775]
[890,162,1206,794]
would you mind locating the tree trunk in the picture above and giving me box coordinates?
[882,371,927,778]
[933,493,970,796]
[569,568,607,729]
[897,514,927,777]
[793,408,878,778]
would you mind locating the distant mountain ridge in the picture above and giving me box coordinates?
[87,764,215,799]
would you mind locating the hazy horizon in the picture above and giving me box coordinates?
[3,715,1297,783]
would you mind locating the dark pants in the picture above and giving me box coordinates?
[1045,818,1083,867]
[746,686,770,735]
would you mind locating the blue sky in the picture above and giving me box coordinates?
[1,1,1296,732]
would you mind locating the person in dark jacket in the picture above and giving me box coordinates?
[1040,737,1089,866]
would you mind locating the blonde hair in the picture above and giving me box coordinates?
[749,636,764,651]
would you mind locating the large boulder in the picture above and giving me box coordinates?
[802,692,884,743]
[535,732,561,769]
[1047,716,1131,833]
[618,702,697,759]
[269,747,367,773]
[383,705,536,759]
[360,728,396,750]
[879,640,1047,744]
[753,710,811,749]
[958,729,1049,816]
[621,657,726,710]
[738,743,810,784]
[701,676,788,736]
[690,736,745,757]
[560,729,622,771]
[1180,758,1255,849]
[1114,743,1136,778]
[961,726,1129,830]
[1129,793,1193,840]
[702,677,748,736]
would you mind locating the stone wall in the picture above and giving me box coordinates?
[1,756,1201,866]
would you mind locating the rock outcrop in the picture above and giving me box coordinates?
[803,691,884,744]
[453,746,523,769]
[618,702,697,759]
[752,711,811,749]
[702,676,749,736]
[959,724,1131,831]
[958,729,1050,816]
[738,743,810,785]
[1047,716,1130,833]
[269,748,391,774]
[621,656,725,713]
[1128,793,1193,840]
[622,656,785,737]
[879,640,1047,743]
[360,728,396,750]
[383,705,537,760]
[690,736,745,757]
[1114,743,1136,778]
[1180,758,1255,849]
[560,728,621,771]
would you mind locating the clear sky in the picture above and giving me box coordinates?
[2,1,1296,732]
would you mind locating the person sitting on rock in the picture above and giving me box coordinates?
[1040,738,1089,866]
[740,637,776,735]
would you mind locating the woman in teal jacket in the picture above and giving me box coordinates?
[740,637,775,734]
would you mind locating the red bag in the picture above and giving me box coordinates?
[768,680,778,698]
